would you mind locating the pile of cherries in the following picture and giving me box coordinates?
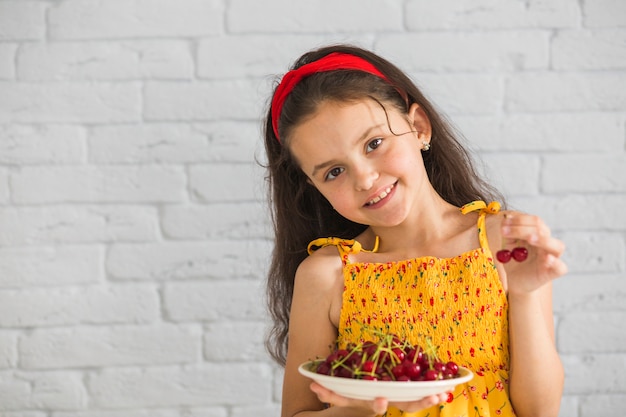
[313,333,460,382]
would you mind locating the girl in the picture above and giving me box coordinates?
[263,44,567,417]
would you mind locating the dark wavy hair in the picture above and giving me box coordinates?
[263,44,504,365]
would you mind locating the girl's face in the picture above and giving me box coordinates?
[288,99,432,228]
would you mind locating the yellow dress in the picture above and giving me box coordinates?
[307,201,516,417]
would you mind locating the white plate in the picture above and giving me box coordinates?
[298,360,474,402]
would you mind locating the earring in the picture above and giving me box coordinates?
[422,141,431,151]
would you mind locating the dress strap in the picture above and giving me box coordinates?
[460,200,501,252]
[307,236,380,265]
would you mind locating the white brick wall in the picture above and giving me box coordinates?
[0,0,624,416]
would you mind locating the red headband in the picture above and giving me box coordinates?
[270,52,392,143]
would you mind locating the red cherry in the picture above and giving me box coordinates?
[496,249,512,263]
[403,362,422,379]
[361,360,375,373]
[433,360,446,373]
[511,246,528,262]
[391,364,405,379]
[392,347,406,363]
[445,361,459,376]
[336,366,353,378]
[423,369,439,381]
[316,361,331,375]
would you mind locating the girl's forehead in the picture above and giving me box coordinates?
[288,101,377,151]
[291,99,396,139]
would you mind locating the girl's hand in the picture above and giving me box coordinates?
[499,212,567,294]
[309,382,448,416]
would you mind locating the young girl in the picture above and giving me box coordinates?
[263,44,567,417]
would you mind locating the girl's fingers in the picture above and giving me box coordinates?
[392,392,449,412]
[309,382,389,415]
[502,214,564,256]
[310,382,447,415]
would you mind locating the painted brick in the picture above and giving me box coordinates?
[561,354,626,394]
[558,232,625,274]
[164,280,266,322]
[506,73,626,112]
[543,155,626,193]
[86,363,272,408]
[405,0,580,30]
[162,202,271,240]
[107,240,271,281]
[10,166,186,204]
[553,29,626,70]
[90,123,208,164]
[272,366,284,402]
[0,332,17,369]
[553,274,626,313]
[144,80,262,121]
[0,125,85,165]
[455,112,625,152]
[558,312,626,354]
[193,121,263,163]
[53,411,230,417]
[19,324,201,369]
[17,41,193,81]
[228,0,402,33]
[0,82,141,123]
[0,284,159,327]
[0,371,86,410]
[0,245,102,288]
[0,205,158,246]
[479,154,541,197]
[189,163,264,203]
[558,395,579,417]
[376,31,549,72]
[89,121,261,164]
[0,412,47,417]
[511,195,626,231]
[54,411,183,417]
[580,394,626,417]
[231,405,282,417]
[0,44,16,79]
[407,73,502,115]
[204,321,268,361]
[49,0,223,40]
[583,0,626,27]
[0,168,9,204]
[198,35,333,79]
[0,1,46,40]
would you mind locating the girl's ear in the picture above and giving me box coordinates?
[408,103,432,142]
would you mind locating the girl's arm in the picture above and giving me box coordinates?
[495,212,567,417]
[281,250,446,417]
[281,251,378,417]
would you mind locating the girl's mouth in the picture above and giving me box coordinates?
[365,183,395,206]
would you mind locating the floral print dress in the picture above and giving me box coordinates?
[307,201,515,417]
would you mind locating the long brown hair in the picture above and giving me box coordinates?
[263,44,503,365]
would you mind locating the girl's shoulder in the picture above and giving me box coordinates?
[295,243,344,291]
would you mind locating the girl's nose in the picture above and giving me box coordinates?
[354,165,378,191]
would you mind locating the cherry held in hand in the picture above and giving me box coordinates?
[496,247,528,263]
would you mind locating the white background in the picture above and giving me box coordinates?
[0,0,625,416]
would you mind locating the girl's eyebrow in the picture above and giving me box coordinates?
[310,123,385,177]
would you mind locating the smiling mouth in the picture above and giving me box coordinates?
[365,183,395,206]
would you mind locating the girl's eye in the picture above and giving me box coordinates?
[366,138,383,152]
[325,167,344,181]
